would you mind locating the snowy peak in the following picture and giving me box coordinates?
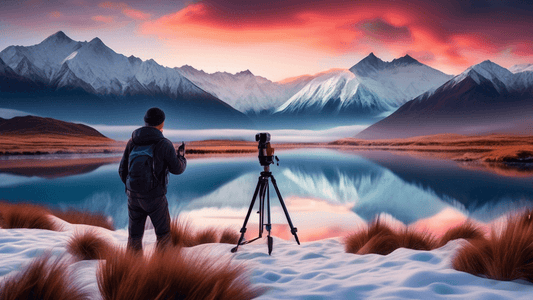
[350,53,424,77]
[41,31,74,45]
[390,54,422,67]
[509,64,533,73]
[350,53,386,76]
[452,60,514,92]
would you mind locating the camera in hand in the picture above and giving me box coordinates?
[255,132,277,167]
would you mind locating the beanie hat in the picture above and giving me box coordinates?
[144,107,165,126]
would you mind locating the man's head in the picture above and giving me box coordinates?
[144,107,165,131]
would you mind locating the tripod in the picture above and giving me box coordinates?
[231,165,300,255]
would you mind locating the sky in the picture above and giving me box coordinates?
[1,0,532,81]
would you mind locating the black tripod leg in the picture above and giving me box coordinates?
[266,181,273,255]
[271,175,300,245]
[231,178,262,253]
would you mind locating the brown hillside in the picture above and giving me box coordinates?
[0,115,108,138]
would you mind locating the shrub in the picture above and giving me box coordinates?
[438,220,486,247]
[453,209,533,282]
[53,209,114,230]
[0,253,89,300]
[0,201,55,230]
[97,248,262,300]
[67,229,114,260]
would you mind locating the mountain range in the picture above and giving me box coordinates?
[357,60,533,139]
[0,31,252,129]
[1,31,531,136]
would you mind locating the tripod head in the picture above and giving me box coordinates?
[256,132,279,167]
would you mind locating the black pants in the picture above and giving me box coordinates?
[127,195,171,252]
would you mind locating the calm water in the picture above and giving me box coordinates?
[1,149,532,240]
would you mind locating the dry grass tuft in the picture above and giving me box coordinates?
[399,228,436,251]
[0,201,55,230]
[67,230,114,260]
[345,217,436,255]
[0,253,89,300]
[453,209,533,282]
[170,218,196,247]
[53,209,114,230]
[194,227,219,245]
[438,220,487,247]
[220,228,240,244]
[97,248,262,300]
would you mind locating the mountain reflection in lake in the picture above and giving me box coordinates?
[1,149,532,241]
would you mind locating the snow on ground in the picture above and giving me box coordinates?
[1,224,532,299]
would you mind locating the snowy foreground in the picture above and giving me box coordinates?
[1,223,533,299]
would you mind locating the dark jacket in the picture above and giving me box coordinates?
[119,126,186,199]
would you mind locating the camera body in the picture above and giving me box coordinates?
[256,132,274,166]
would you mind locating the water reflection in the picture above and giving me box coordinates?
[1,149,532,239]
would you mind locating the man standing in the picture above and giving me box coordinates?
[119,107,186,252]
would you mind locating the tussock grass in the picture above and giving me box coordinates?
[170,218,241,247]
[345,217,436,255]
[194,227,219,245]
[438,220,487,247]
[453,209,533,282]
[220,228,240,244]
[97,248,262,300]
[0,201,55,230]
[53,209,115,230]
[67,229,114,260]
[0,253,89,300]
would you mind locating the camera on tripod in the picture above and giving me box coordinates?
[232,133,299,255]
[256,132,278,167]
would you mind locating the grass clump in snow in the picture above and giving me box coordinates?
[170,217,240,247]
[67,229,113,261]
[453,209,533,283]
[0,201,55,231]
[345,216,436,255]
[0,253,89,300]
[97,247,262,300]
[438,220,487,247]
[53,209,115,231]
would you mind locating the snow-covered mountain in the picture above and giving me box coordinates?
[509,64,533,73]
[0,31,253,129]
[177,66,312,114]
[274,53,452,124]
[357,60,533,139]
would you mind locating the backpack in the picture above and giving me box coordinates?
[126,141,161,193]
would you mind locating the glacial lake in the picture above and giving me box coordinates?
[1,149,533,241]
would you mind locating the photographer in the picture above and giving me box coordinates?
[119,107,186,252]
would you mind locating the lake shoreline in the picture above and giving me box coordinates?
[1,134,532,177]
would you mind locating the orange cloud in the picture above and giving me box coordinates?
[49,11,62,19]
[92,15,114,24]
[98,1,151,20]
[139,0,533,75]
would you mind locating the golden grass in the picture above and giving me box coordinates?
[438,220,487,247]
[453,209,533,282]
[0,201,55,230]
[0,253,89,300]
[67,229,114,261]
[97,248,262,300]
[53,209,115,230]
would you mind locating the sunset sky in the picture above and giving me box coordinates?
[1,0,531,81]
